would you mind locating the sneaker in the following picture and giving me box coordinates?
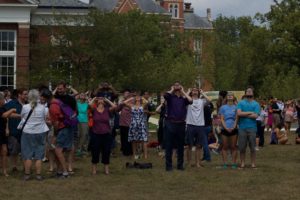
[23,174,31,181]
[134,155,140,160]
[255,147,259,151]
[36,175,44,181]
[222,164,228,169]
[231,164,238,169]
[212,149,220,155]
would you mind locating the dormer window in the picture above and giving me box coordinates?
[169,3,179,18]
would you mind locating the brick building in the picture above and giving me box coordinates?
[0,0,213,89]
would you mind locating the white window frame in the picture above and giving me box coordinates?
[169,3,179,19]
[0,30,17,89]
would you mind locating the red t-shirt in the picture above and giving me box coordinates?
[49,99,65,130]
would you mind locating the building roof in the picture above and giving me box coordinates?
[91,0,118,11]
[38,0,90,8]
[135,0,168,14]
[184,12,213,30]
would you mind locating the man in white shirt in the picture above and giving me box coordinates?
[186,88,210,168]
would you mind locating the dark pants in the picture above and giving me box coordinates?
[120,126,132,156]
[164,120,185,170]
[256,121,265,147]
[157,119,165,149]
[203,126,211,161]
[90,133,112,165]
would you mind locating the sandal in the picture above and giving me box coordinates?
[238,165,245,170]
[68,170,75,175]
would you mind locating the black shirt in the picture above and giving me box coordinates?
[204,102,214,127]
[0,107,7,134]
[296,105,300,119]
[271,103,281,114]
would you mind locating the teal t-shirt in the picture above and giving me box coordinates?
[237,99,260,130]
[77,101,89,123]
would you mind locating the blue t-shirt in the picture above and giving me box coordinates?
[4,99,22,137]
[219,104,237,129]
[237,99,260,130]
[77,101,89,123]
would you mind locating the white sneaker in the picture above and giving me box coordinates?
[255,147,259,151]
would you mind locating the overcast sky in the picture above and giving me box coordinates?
[189,0,276,18]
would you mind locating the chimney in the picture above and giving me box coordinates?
[207,8,212,21]
[184,2,194,13]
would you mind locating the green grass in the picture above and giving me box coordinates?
[1,132,299,200]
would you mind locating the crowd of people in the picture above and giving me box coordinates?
[0,81,299,180]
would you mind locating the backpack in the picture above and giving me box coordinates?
[58,100,79,127]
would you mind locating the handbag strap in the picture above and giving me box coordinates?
[20,108,34,133]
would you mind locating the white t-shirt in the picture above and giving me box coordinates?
[186,98,206,126]
[20,103,49,134]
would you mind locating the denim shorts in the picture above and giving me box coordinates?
[56,127,74,150]
[186,125,206,146]
[21,132,47,160]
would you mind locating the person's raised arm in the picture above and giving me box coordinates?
[180,87,192,102]
[69,86,79,97]
[52,87,57,95]
[200,89,211,102]
[104,98,117,112]
[167,86,174,94]
[88,97,97,108]
[123,97,134,107]
[156,103,164,114]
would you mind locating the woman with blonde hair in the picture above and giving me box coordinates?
[19,89,49,181]
[219,92,238,169]
[123,93,149,160]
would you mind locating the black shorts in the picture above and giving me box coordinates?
[186,125,206,146]
[0,132,8,145]
[221,129,238,137]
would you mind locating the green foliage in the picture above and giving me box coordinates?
[209,0,300,99]
[30,10,198,92]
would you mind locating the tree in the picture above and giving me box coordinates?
[30,10,198,92]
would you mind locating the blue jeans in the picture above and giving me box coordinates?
[164,120,185,170]
[203,126,211,161]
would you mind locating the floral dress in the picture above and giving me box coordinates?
[128,106,148,142]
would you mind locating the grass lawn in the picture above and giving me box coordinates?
[1,132,299,200]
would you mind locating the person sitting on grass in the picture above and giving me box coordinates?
[274,125,289,145]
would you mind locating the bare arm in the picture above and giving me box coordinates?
[52,87,57,95]
[200,89,211,102]
[2,108,17,118]
[220,115,229,131]
[167,86,174,94]
[88,97,97,108]
[123,97,134,107]
[69,87,79,96]
[104,98,117,112]
[181,87,192,102]
[237,109,254,117]
[156,103,164,113]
